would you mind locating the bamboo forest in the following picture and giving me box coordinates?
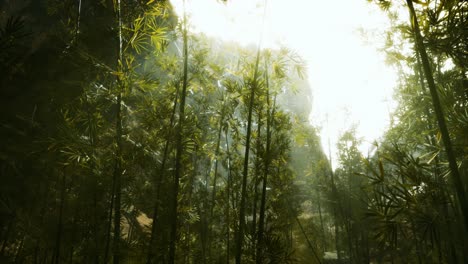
[1,0,468,263]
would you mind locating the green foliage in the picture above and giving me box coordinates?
[2,0,465,263]
[0,1,318,263]
[318,1,468,263]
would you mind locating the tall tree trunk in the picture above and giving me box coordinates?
[104,167,116,264]
[84,90,100,264]
[208,97,226,261]
[168,3,189,262]
[415,51,459,264]
[344,169,354,263]
[252,111,262,255]
[256,68,274,263]
[317,190,325,249]
[201,163,209,264]
[146,91,178,264]
[406,0,468,231]
[112,0,124,263]
[225,129,232,264]
[184,152,198,264]
[112,90,123,264]
[235,47,261,264]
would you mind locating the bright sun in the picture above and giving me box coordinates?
[170,0,399,167]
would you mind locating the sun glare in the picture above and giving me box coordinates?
[170,0,399,167]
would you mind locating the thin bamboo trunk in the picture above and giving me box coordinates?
[235,47,261,264]
[201,164,209,264]
[412,51,444,264]
[406,0,468,231]
[112,0,124,263]
[84,91,100,264]
[208,100,226,261]
[416,49,461,264]
[317,190,325,248]
[112,130,122,264]
[184,154,198,264]
[168,3,189,262]
[146,91,178,264]
[344,171,354,263]
[104,168,116,263]
[252,111,262,255]
[256,69,274,263]
[225,129,232,264]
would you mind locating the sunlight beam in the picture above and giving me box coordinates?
[170,0,398,168]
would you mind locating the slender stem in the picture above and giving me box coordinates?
[225,129,232,264]
[146,90,178,264]
[168,2,189,262]
[112,0,124,263]
[208,94,226,261]
[252,110,262,252]
[256,65,274,263]
[406,0,468,232]
[235,46,262,264]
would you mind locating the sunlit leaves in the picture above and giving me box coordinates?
[369,0,392,11]
[124,3,170,55]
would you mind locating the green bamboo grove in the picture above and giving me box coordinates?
[0,0,467,263]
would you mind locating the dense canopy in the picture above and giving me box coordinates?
[0,0,467,263]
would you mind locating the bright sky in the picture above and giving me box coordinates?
[170,0,399,168]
